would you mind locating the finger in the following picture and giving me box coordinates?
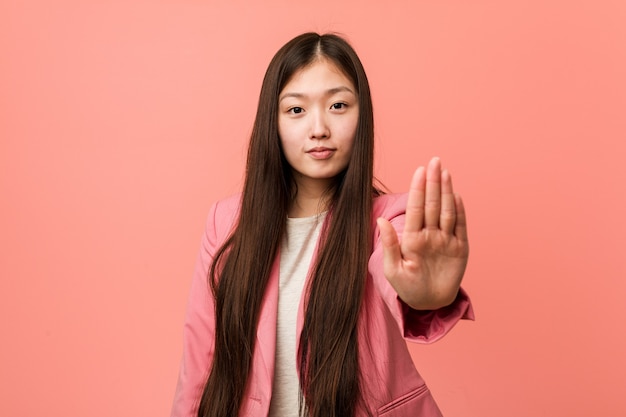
[403,166,426,233]
[377,217,402,277]
[454,193,469,243]
[424,157,442,229]
[440,169,456,234]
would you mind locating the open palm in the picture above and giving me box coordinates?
[377,157,469,310]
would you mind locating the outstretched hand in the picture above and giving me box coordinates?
[377,157,469,310]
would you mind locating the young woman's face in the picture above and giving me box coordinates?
[278,59,359,193]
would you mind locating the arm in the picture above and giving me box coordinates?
[170,202,221,417]
[371,158,474,343]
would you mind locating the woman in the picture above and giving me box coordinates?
[171,32,473,417]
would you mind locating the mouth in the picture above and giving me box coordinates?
[306,147,336,160]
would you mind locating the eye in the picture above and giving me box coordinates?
[331,102,347,110]
[288,107,304,114]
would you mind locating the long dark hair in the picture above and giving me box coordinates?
[198,32,376,417]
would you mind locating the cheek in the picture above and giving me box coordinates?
[277,124,291,152]
[277,122,286,146]
[278,134,300,163]
[343,120,358,159]
[278,120,299,145]
[279,133,296,152]
[339,118,358,148]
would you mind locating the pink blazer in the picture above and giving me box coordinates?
[171,193,474,417]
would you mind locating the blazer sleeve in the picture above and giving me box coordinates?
[368,194,474,344]
[170,202,222,417]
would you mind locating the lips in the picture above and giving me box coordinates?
[306,147,335,160]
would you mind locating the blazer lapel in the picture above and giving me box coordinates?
[252,252,280,406]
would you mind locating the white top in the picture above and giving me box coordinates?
[268,213,326,417]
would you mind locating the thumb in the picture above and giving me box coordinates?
[377,217,402,279]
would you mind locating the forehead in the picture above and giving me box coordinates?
[281,59,355,94]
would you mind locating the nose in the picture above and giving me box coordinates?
[309,109,330,140]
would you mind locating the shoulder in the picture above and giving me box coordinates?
[373,192,408,220]
[212,193,241,215]
[206,193,242,239]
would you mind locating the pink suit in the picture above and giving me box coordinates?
[171,193,473,417]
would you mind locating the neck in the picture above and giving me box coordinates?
[288,177,333,218]
[288,195,328,218]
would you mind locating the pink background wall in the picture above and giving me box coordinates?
[1,1,625,415]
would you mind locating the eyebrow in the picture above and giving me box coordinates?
[279,86,356,102]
